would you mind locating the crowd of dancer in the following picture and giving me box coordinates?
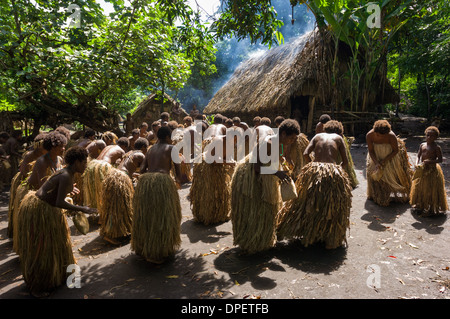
[0,111,447,297]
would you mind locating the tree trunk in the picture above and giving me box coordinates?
[26,94,120,135]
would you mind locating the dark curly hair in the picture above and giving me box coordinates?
[425,126,439,137]
[319,114,332,124]
[214,114,224,124]
[84,129,96,139]
[134,137,149,150]
[167,120,179,131]
[160,112,170,120]
[0,131,9,140]
[64,146,88,166]
[373,120,391,135]
[278,119,300,136]
[33,132,48,149]
[157,125,172,140]
[117,136,130,147]
[260,117,271,126]
[55,126,71,140]
[43,131,68,151]
[274,116,285,126]
[324,120,344,136]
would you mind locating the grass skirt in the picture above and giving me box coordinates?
[131,172,181,263]
[82,159,113,210]
[277,162,352,249]
[99,168,134,239]
[12,182,32,253]
[0,158,11,189]
[410,164,448,216]
[7,171,24,238]
[289,133,310,178]
[70,171,84,205]
[366,138,412,206]
[231,157,281,254]
[343,136,359,188]
[16,191,75,294]
[189,161,234,225]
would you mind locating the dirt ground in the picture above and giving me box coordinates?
[0,134,449,301]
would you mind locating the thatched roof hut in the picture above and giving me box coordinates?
[132,93,189,127]
[204,30,399,135]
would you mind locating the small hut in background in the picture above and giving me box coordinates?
[204,30,399,136]
[132,93,189,127]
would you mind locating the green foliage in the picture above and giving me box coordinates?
[176,1,314,111]
[211,0,285,48]
[388,0,450,119]
[0,0,216,130]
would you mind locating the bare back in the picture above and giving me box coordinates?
[205,124,227,139]
[118,150,146,175]
[86,140,106,158]
[144,142,175,175]
[305,133,348,168]
[27,154,63,189]
[97,145,125,165]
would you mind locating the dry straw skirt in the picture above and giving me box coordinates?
[82,159,114,211]
[99,168,134,239]
[71,171,84,205]
[189,161,234,225]
[15,191,75,294]
[231,157,281,254]
[7,171,24,238]
[12,182,32,254]
[366,139,412,206]
[410,163,448,216]
[0,157,11,190]
[288,133,310,178]
[343,136,359,188]
[10,164,53,246]
[277,162,352,249]
[131,172,181,263]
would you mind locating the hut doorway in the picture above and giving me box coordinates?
[290,95,311,133]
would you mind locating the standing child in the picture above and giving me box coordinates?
[410,126,448,216]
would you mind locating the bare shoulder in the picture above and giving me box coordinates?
[34,154,47,167]
[366,129,375,140]
[334,134,345,143]
[388,131,397,139]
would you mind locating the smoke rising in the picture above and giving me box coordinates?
[173,1,316,113]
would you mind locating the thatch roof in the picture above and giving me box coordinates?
[204,29,399,125]
[132,93,188,126]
